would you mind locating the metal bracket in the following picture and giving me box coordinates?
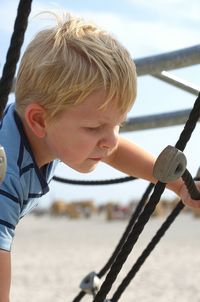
[153,145,187,182]
[80,271,100,296]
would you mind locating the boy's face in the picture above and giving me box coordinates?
[44,89,126,173]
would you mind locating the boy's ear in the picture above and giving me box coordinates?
[24,103,47,138]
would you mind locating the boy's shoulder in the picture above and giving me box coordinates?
[0,103,59,194]
[0,102,18,143]
[0,103,23,171]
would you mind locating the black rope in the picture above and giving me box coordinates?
[175,92,200,151]
[111,200,184,302]
[182,170,200,200]
[93,92,200,302]
[93,182,166,302]
[71,183,154,302]
[53,175,136,185]
[0,0,32,117]
[111,171,200,301]
[98,183,155,278]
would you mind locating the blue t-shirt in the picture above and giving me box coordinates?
[0,103,58,251]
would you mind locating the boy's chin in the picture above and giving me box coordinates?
[69,163,98,174]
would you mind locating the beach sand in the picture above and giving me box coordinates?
[10,210,200,302]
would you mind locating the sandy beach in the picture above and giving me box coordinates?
[10,210,200,302]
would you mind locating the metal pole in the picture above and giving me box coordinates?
[121,109,195,132]
[135,44,200,76]
[153,71,200,96]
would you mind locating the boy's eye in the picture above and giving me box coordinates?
[85,126,101,132]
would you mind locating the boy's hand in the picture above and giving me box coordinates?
[178,181,200,209]
[0,249,11,302]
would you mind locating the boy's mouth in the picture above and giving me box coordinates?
[88,157,102,161]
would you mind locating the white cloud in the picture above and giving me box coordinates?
[0,1,61,34]
[0,2,19,33]
[127,0,200,23]
[0,1,199,59]
[61,9,199,57]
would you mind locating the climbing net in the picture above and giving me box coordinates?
[0,1,200,302]
[71,91,200,302]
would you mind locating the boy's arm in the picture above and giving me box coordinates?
[0,249,11,302]
[104,136,200,208]
[104,136,156,183]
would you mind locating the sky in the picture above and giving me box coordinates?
[0,0,200,207]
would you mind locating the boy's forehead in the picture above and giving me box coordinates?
[65,89,127,122]
[81,106,127,125]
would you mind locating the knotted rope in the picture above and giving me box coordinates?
[72,183,154,302]
[93,92,200,302]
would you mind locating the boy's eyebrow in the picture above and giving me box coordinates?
[83,114,127,126]
[87,119,126,127]
[102,116,127,126]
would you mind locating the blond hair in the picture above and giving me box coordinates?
[15,12,137,120]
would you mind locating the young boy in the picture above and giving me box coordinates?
[0,12,199,301]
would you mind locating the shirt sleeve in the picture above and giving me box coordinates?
[0,172,23,251]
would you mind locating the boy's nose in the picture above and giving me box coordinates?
[99,128,119,152]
